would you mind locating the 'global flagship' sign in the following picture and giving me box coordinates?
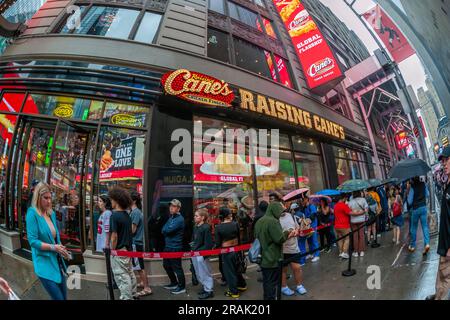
[161,69,235,107]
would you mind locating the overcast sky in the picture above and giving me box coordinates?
[319,0,427,94]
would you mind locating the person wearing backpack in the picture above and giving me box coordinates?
[254,193,297,300]
[279,209,307,296]
[407,176,430,254]
[391,187,404,245]
[365,189,379,245]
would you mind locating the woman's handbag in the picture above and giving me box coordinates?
[295,214,313,237]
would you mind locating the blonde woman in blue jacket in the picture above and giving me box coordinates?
[26,182,70,300]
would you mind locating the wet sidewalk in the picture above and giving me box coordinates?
[0,225,440,300]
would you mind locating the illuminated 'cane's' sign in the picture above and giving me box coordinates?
[273,0,343,89]
[161,69,235,107]
[54,104,73,118]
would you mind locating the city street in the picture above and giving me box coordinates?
[0,222,439,300]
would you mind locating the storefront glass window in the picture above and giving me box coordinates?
[292,136,320,154]
[207,28,231,64]
[134,12,162,44]
[22,94,104,121]
[0,113,17,225]
[295,153,325,192]
[335,157,351,185]
[256,148,296,202]
[193,116,255,243]
[71,6,139,40]
[0,92,25,113]
[209,0,226,14]
[234,37,271,78]
[103,102,149,128]
[93,127,145,250]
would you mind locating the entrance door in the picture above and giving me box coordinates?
[10,117,92,265]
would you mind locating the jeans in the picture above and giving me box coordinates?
[298,232,320,264]
[163,247,186,289]
[261,267,280,300]
[410,206,430,248]
[39,274,67,300]
[221,252,246,294]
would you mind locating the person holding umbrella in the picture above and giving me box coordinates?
[406,176,430,254]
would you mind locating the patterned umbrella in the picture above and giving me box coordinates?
[337,179,371,193]
[367,178,383,188]
[282,188,310,202]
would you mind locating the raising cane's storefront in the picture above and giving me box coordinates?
[0,64,374,280]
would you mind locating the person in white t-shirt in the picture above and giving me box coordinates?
[279,205,307,296]
[348,191,368,257]
[96,195,113,252]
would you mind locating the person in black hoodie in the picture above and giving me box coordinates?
[191,208,214,299]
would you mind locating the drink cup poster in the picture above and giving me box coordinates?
[273,0,343,89]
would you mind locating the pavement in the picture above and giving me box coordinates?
[0,220,442,300]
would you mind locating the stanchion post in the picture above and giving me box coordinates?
[277,259,283,300]
[342,231,356,277]
[104,248,115,300]
[371,214,381,248]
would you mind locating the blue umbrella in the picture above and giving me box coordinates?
[316,189,341,196]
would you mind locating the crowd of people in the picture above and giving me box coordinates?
[0,147,449,301]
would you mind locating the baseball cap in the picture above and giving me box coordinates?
[438,146,450,161]
[290,203,299,210]
[170,199,181,207]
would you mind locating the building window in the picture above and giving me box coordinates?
[208,0,226,14]
[134,12,162,44]
[207,28,231,63]
[60,6,162,43]
[228,1,259,29]
[258,17,277,38]
[254,0,266,8]
[295,153,325,192]
[71,6,139,39]
[234,37,271,78]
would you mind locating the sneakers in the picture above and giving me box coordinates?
[325,247,332,253]
[359,251,364,257]
[352,252,359,258]
[392,238,396,243]
[224,290,240,298]
[281,287,294,296]
[163,283,178,290]
[311,256,320,262]
[306,254,313,260]
[300,262,306,267]
[423,245,430,255]
[170,286,186,295]
[237,286,247,292]
[296,285,307,295]
[341,253,349,259]
[408,246,415,252]
[198,291,214,300]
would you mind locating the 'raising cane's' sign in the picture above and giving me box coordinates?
[273,0,343,89]
[161,69,235,107]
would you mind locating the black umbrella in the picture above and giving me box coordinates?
[388,158,431,180]
[381,177,399,185]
